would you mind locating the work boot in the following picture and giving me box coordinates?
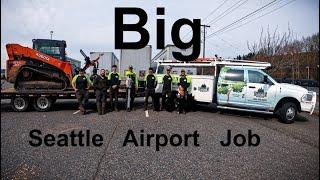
[96,103,102,115]
[115,103,119,112]
[79,105,85,113]
[102,103,106,114]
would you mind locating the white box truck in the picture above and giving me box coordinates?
[119,45,152,79]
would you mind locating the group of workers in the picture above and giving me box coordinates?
[71,63,191,115]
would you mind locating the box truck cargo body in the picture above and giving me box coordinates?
[120,45,152,78]
[87,52,119,75]
[152,45,196,75]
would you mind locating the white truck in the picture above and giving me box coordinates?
[153,59,317,124]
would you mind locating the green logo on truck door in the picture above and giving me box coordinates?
[217,67,246,102]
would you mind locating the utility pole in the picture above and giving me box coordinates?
[201,24,210,59]
[201,25,210,75]
[50,31,53,40]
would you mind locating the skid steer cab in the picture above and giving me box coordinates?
[32,39,67,61]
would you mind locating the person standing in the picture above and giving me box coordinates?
[108,65,121,111]
[161,66,176,111]
[72,69,92,115]
[177,69,191,114]
[144,67,158,111]
[125,65,138,111]
[90,68,99,82]
[93,69,109,115]
[105,69,110,78]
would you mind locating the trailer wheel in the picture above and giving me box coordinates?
[11,97,29,112]
[33,96,53,112]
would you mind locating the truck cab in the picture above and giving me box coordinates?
[216,66,316,123]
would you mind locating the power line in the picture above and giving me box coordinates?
[202,0,230,23]
[181,0,229,40]
[183,0,249,40]
[207,0,280,39]
[203,0,296,58]
[214,35,243,52]
[220,0,296,34]
[206,0,248,26]
[206,38,239,54]
[207,0,279,38]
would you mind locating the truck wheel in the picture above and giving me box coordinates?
[33,96,53,112]
[279,102,297,124]
[11,97,29,112]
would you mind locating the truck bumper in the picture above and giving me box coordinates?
[301,92,317,115]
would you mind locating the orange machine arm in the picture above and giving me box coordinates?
[6,44,73,83]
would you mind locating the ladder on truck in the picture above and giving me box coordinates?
[154,58,272,76]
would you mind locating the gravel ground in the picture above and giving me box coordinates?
[1,98,319,179]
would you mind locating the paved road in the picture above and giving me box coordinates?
[1,99,319,179]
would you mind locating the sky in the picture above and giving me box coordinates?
[1,0,319,68]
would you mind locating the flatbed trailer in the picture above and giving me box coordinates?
[1,85,145,112]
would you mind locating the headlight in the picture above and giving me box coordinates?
[301,93,313,102]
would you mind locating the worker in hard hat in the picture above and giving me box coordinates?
[125,65,138,111]
[161,66,176,111]
[108,65,121,111]
[72,69,92,115]
[177,69,191,114]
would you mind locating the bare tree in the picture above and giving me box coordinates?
[247,26,319,81]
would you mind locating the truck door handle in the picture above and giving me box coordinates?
[249,86,256,88]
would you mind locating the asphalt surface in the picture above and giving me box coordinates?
[1,98,319,179]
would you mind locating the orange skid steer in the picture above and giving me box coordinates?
[6,39,96,90]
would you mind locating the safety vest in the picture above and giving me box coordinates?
[72,74,92,90]
[125,71,138,86]
[178,75,192,91]
[108,72,121,86]
[145,74,157,89]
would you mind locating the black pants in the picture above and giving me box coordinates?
[96,89,107,104]
[145,89,155,110]
[126,86,136,110]
[177,92,188,113]
[161,90,172,109]
[109,87,119,110]
[76,89,89,109]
